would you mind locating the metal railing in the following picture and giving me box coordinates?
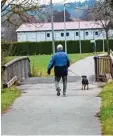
[2,56,31,88]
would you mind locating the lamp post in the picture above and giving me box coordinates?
[64,4,67,53]
[102,32,105,52]
[63,3,71,53]
[79,20,81,54]
[50,0,55,54]
[93,30,96,54]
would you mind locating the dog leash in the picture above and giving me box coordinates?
[68,70,96,85]
[68,70,79,76]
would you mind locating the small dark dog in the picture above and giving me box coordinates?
[82,75,89,90]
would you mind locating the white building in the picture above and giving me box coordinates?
[16,21,113,42]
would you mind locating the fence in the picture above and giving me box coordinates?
[2,56,31,88]
[94,55,113,82]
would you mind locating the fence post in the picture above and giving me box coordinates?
[94,56,98,82]
[110,57,113,78]
[2,66,8,88]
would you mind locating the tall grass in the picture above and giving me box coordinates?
[99,81,113,135]
[1,87,21,113]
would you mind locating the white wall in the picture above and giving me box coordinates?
[17,29,113,42]
[38,32,46,41]
[84,29,93,40]
[26,32,36,42]
[55,31,64,41]
[74,30,84,40]
[93,29,103,40]
[67,30,75,40]
[66,31,74,40]
[109,30,113,39]
[45,31,52,41]
[17,32,27,42]
[54,31,75,41]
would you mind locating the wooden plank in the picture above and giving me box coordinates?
[3,76,17,88]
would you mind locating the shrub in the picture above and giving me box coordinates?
[1,40,113,56]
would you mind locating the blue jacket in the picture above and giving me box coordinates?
[47,51,70,76]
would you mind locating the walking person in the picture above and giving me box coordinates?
[47,44,70,97]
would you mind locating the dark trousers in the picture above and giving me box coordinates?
[55,76,67,93]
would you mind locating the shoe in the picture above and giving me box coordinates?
[63,92,66,97]
[57,91,60,96]
[56,88,61,96]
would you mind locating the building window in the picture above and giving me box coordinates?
[47,33,50,37]
[95,31,98,35]
[66,32,69,36]
[76,32,79,36]
[61,33,64,37]
[85,32,88,36]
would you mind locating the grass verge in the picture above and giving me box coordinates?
[1,86,21,114]
[99,81,113,135]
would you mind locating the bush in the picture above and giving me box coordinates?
[1,43,14,66]
[1,40,113,56]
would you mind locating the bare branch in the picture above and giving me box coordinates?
[1,0,45,25]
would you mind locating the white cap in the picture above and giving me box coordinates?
[57,44,63,50]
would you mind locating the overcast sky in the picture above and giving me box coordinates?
[7,0,85,6]
[40,0,85,5]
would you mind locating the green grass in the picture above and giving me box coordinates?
[1,87,21,113]
[6,53,97,76]
[99,81,113,135]
[30,53,94,76]
[6,53,93,76]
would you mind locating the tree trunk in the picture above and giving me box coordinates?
[106,29,110,55]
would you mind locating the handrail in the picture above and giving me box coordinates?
[2,56,31,88]
[2,56,30,68]
[94,55,113,82]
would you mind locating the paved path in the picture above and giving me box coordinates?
[1,55,101,135]
[68,55,96,78]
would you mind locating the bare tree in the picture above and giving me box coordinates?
[106,0,113,7]
[87,0,113,54]
[1,0,50,42]
[1,0,46,25]
[1,19,20,42]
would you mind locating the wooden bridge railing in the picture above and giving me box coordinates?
[2,56,31,88]
[94,55,113,82]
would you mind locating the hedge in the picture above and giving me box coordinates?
[1,40,113,55]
